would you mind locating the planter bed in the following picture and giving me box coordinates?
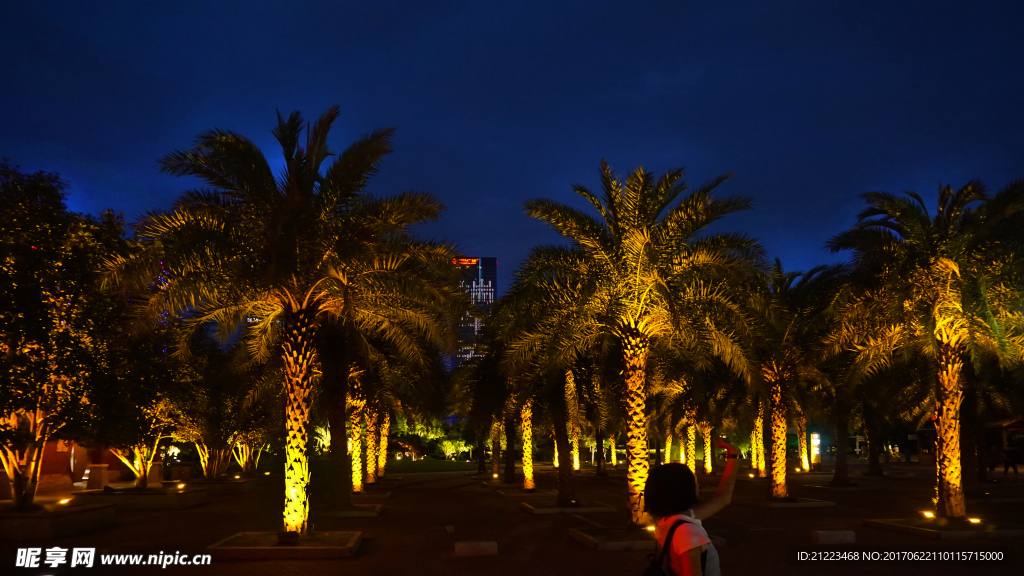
[207,531,361,560]
[163,479,253,495]
[74,486,208,509]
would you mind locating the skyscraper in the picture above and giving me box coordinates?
[452,257,496,365]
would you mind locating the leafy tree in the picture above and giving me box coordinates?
[0,163,122,507]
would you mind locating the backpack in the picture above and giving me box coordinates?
[643,519,708,576]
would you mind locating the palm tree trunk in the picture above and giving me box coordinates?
[754,401,766,477]
[349,403,364,493]
[595,428,607,476]
[377,412,390,478]
[935,342,966,517]
[552,427,559,468]
[687,425,696,469]
[769,378,789,498]
[551,395,576,507]
[521,400,535,489]
[699,422,713,474]
[281,307,315,535]
[504,415,517,483]
[365,408,378,484]
[796,414,809,472]
[565,371,581,471]
[609,433,617,466]
[665,433,673,467]
[490,420,501,478]
[622,327,651,525]
[830,390,853,487]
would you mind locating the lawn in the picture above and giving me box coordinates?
[384,456,478,474]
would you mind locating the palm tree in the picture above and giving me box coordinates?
[510,161,763,523]
[827,181,1024,518]
[107,108,461,535]
[755,261,847,498]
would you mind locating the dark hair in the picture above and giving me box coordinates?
[644,463,698,518]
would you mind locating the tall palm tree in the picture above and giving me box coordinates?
[107,108,460,535]
[827,181,1024,518]
[755,261,846,498]
[511,161,764,523]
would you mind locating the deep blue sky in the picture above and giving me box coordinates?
[3,1,1023,294]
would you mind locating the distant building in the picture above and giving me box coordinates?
[452,257,496,366]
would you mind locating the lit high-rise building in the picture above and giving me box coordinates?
[452,257,496,365]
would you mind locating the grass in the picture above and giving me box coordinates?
[385,456,478,474]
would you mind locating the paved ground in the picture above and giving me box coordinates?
[3,460,1022,575]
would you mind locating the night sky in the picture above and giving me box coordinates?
[4,1,1023,294]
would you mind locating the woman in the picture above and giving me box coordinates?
[644,438,739,576]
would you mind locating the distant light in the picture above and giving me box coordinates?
[234,475,240,479]
[748,473,755,478]
[177,483,186,489]
[264,471,271,476]
[794,468,801,472]
[492,473,499,479]
[59,498,71,505]
[645,525,656,532]
[968,518,981,524]
[921,511,935,519]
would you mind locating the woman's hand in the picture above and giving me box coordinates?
[715,438,737,455]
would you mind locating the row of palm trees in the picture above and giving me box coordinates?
[469,163,1024,525]
[109,106,1023,534]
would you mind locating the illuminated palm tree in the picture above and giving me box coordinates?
[512,161,763,523]
[108,108,461,534]
[755,261,846,498]
[827,181,1024,518]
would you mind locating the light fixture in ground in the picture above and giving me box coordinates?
[59,498,71,504]
[920,511,935,519]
